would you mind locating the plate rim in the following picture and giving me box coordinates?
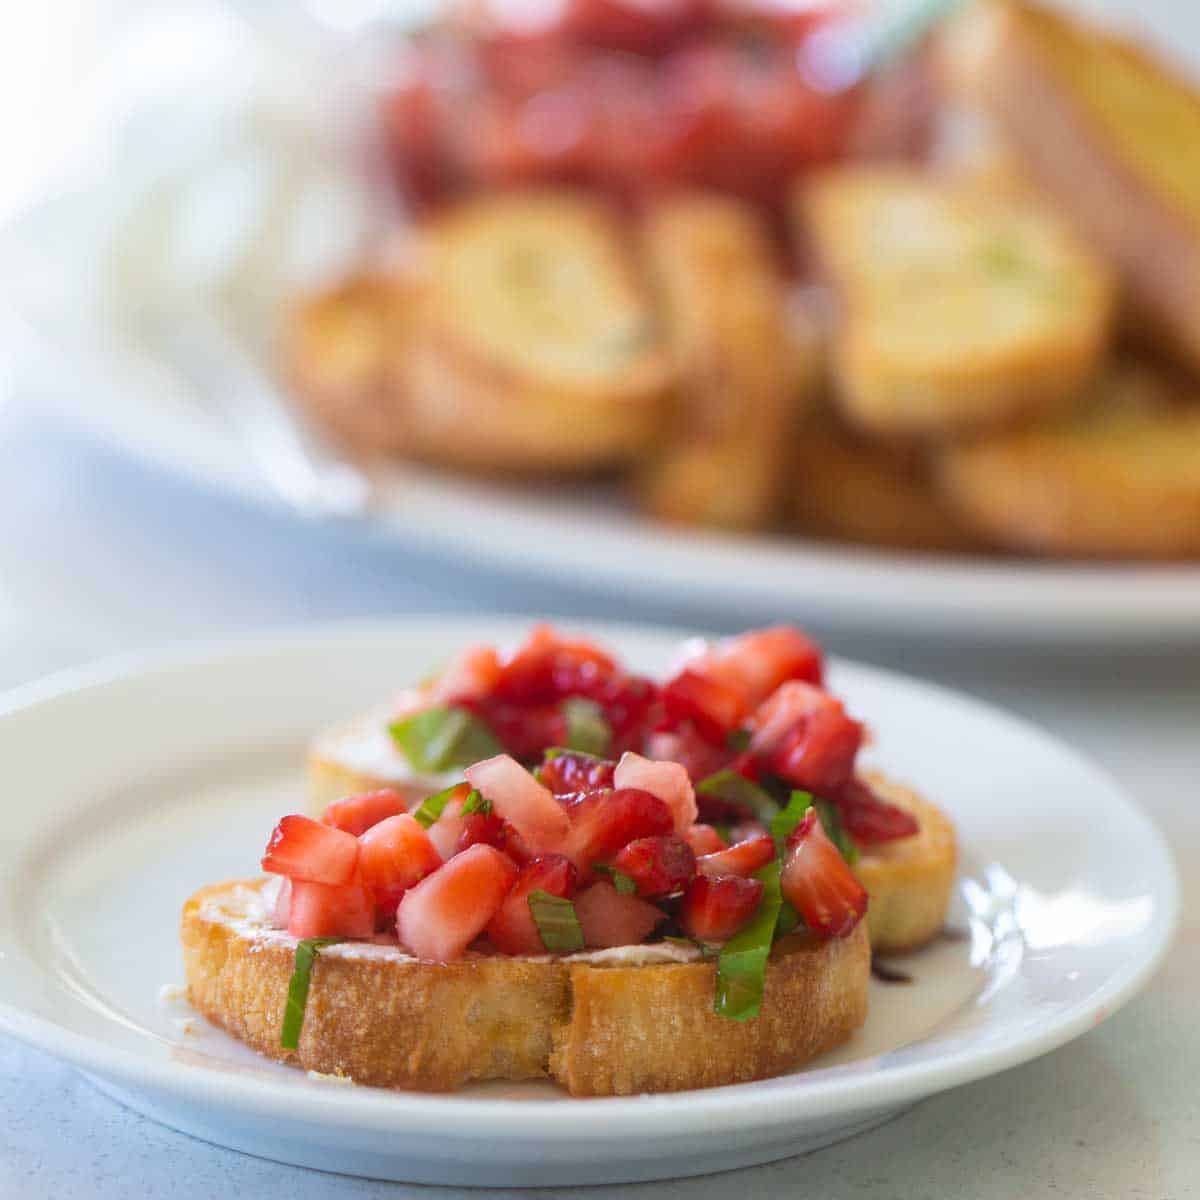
[0,615,1181,1141]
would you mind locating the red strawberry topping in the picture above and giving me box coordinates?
[322,788,409,836]
[287,879,375,939]
[262,815,359,886]
[611,835,696,897]
[538,751,617,794]
[836,777,920,844]
[573,880,665,947]
[465,754,571,852]
[561,786,674,870]
[780,809,868,938]
[612,752,697,832]
[684,823,728,856]
[679,874,764,942]
[695,832,775,879]
[486,853,579,955]
[358,813,443,912]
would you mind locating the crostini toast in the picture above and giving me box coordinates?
[946,0,1200,371]
[183,879,869,1096]
[799,166,1114,436]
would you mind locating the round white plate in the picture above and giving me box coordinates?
[0,617,1178,1186]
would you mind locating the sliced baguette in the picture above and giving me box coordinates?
[633,193,799,529]
[946,1,1200,371]
[799,167,1114,436]
[306,724,955,954]
[401,190,671,471]
[183,879,868,1096]
[935,359,1200,558]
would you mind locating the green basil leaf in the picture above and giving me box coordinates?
[459,789,491,817]
[769,790,814,854]
[561,698,612,757]
[389,706,502,773]
[815,799,858,866]
[527,890,585,953]
[775,900,801,939]
[696,770,780,821]
[726,727,753,753]
[412,783,463,829]
[281,938,342,1049]
[594,864,638,895]
[715,861,783,1020]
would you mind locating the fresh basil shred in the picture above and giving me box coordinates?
[775,900,801,938]
[281,938,342,1049]
[412,783,463,829]
[815,799,858,865]
[696,769,779,821]
[459,789,491,817]
[527,890,585,953]
[561,698,612,757]
[389,706,502,773]
[714,861,784,1020]
[769,790,814,853]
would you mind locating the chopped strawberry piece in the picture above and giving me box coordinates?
[684,823,728,855]
[573,880,665,947]
[287,879,375,939]
[780,810,868,938]
[679,874,764,942]
[465,754,571,852]
[612,835,696,897]
[538,751,617,794]
[261,815,359,885]
[836,777,920,844]
[466,699,566,761]
[718,626,823,700]
[486,853,579,955]
[322,789,409,836]
[696,833,775,879]
[271,878,292,930]
[561,786,674,870]
[646,726,731,782]
[358,813,443,912]
[612,752,697,832]
[661,668,745,743]
[431,644,502,704]
[750,682,863,795]
[492,625,617,705]
[426,793,469,861]
[727,818,770,844]
[396,844,519,961]
[456,809,511,855]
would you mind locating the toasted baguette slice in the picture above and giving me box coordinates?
[183,880,868,1096]
[946,1,1200,371]
[792,411,977,553]
[935,359,1200,558]
[306,724,955,954]
[401,191,671,471]
[633,194,799,530]
[284,272,412,456]
[857,773,958,954]
[799,167,1114,436]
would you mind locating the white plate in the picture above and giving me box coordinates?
[0,617,1178,1186]
[5,0,1200,645]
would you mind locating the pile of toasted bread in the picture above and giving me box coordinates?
[286,1,1200,560]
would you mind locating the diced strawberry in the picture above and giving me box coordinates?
[780,810,868,938]
[748,681,829,753]
[396,844,519,961]
[612,835,696,897]
[271,877,292,929]
[426,793,469,861]
[486,853,579,955]
[430,643,502,704]
[679,874,764,942]
[492,625,617,705]
[661,668,745,743]
[727,818,770,844]
[538,751,617,795]
[696,833,775,879]
[287,879,375,939]
[573,880,665,947]
[561,787,674,870]
[358,813,443,912]
[467,699,566,761]
[836,777,920,843]
[322,789,409,836]
[456,809,510,855]
[749,682,862,795]
[684,823,728,855]
[718,626,823,700]
[261,815,359,885]
[465,754,571,852]
[646,727,730,782]
[612,752,697,833]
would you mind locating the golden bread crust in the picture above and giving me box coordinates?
[182,882,868,1096]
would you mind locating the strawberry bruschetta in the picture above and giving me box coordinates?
[182,751,870,1094]
[306,625,957,953]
